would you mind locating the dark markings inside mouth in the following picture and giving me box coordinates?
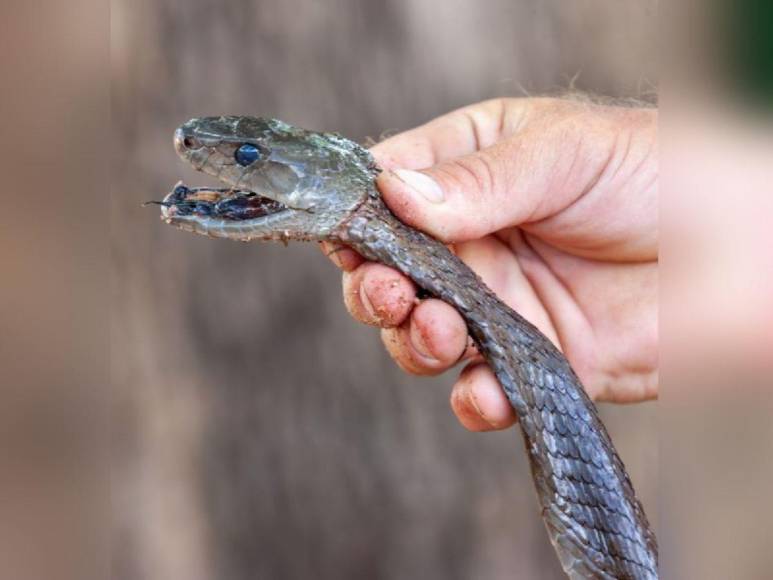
[149,183,288,221]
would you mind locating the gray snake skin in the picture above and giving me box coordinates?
[157,116,658,579]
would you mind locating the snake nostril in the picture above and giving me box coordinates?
[174,128,201,154]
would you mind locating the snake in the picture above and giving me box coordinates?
[153,116,658,579]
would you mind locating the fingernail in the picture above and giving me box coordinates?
[468,391,498,429]
[321,242,343,268]
[410,322,439,362]
[393,169,445,203]
[359,282,377,320]
[468,385,510,429]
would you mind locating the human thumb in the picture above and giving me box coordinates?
[376,128,615,243]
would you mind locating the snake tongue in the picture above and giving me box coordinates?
[158,182,288,220]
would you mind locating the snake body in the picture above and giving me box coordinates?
[158,116,658,579]
[340,196,658,579]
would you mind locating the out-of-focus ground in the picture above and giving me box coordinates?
[110,2,657,579]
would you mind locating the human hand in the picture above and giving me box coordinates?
[321,97,657,432]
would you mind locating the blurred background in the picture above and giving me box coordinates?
[110,2,657,580]
[6,1,773,580]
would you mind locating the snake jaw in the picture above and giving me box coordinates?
[156,181,324,242]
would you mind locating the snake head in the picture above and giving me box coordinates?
[161,116,378,242]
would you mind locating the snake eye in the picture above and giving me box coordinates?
[235,143,261,166]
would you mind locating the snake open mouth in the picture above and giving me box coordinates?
[151,182,288,222]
